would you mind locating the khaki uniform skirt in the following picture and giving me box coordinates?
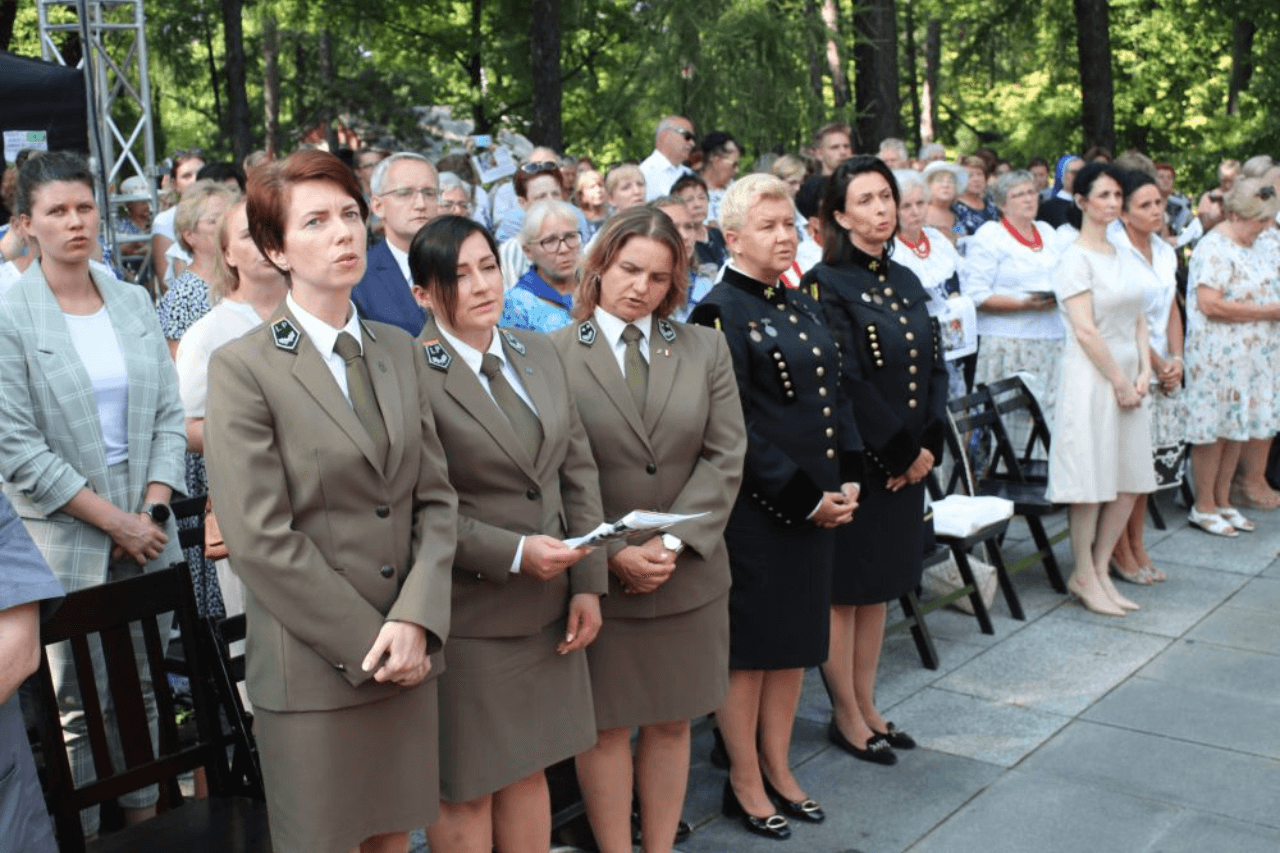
[437,619,596,803]
[587,593,729,730]
[253,679,440,853]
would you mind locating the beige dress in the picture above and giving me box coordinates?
[1046,243,1157,503]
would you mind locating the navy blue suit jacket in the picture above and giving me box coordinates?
[352,240,426,337]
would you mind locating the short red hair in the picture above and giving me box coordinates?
[246,149,368,272]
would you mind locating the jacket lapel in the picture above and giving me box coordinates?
[26,266,110,491]
[643,321,678,434]
[426,319,540,481]
[501,331,559,472]
[285,307,382,473]
[361,320,405,477]
[580,322,652,450]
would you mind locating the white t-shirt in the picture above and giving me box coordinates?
[153,206,178,241]
[175,300,264,417]
[64,306,129,466]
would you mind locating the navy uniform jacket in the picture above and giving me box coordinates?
[0,493,63,853]
[806,246,949,483]
[690,266,862,525]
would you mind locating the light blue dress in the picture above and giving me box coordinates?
[500,268,574,333]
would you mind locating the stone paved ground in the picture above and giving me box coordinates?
[414,489,1280,852]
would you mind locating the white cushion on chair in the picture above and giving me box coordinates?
[932,495,1015,537]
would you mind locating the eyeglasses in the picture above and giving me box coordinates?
[536,232,580,252]
[520,161,561,175]
[380,186,439,202]
[441,199,473,214]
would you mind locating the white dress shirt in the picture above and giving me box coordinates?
[435,323,538,573]
[286,291,364,402]
[640,150,691,201]
[1108,219,1179,360]
[387,241,413,290]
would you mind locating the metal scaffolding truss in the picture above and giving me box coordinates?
[37,0,158,289]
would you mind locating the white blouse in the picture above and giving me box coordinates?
[175,300,264,417]
[1107,220,1179,360]
[961,219,1064,340]
[894,226,962,316]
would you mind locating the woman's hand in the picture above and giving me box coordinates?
[557,593,602,654]
[1134,368,1151,398]
[107,509,169,566]
[362,620,430,686]
[1157,356,1183,393]
[1022,293,1057,312]
[1113,380,1142,409]
[887,449,935,491]
[812,491,855,528]
[520,535,593,582]
[609,537,677,594]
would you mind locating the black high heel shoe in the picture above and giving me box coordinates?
[721,779,791,840]
[761,774,825,824]
[827,720,897,766]
[873,722,916,750]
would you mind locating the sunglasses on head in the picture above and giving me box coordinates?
[520,161,561,175]
[1257,186,1276,200]
[172,149,204,161]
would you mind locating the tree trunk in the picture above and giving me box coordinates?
[0,0,18,52]
[529,0,563,151]
[853,0,902,151]
[805,0,824,101]
[468,0,491,133]
[203,19,225,134]
[263,15,280,158]
[1073,0,1115,152]
[221,0,251,162]
[920,18,939,143]
[319,31,339,152]
[1227,18,1256,116]
[294,34,307,136]
[822,0,850,107]
[904,1,920,151]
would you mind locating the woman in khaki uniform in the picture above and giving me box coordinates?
[203,150,457,853]
[553,207,747,853]
[408,215,607,853]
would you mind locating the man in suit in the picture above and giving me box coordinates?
[0,494,63,853]
[640,116,696,201]
[351,152,439,336]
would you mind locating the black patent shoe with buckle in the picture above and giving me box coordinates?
[828,721,898,765]
[875,722,916,750]
[722,779,791,840]
[762,775,825,824]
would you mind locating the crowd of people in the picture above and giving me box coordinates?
[2,114,1280,853]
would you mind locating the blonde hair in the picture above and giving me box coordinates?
[719,173,791,233]
[209,198,245,303]
[771,154,807,183]
[1223,177,1280,221]
[175,180,241,254]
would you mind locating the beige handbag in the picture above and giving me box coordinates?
[204,498,229,561]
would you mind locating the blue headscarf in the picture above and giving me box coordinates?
[1051,154,1081,199]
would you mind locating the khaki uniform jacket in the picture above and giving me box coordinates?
[204,309,456,713]
[552,316,746,619]
[418,319,607,638]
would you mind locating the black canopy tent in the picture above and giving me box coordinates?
[0,50,89,161]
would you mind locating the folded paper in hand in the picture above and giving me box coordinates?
[563,510,708,549]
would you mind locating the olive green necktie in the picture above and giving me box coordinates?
[481,352,543,459]
[334,331,389,468]
[622,324,648,414]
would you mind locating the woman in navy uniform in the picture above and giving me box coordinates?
[690,174,861,841]
[806,156,948,765]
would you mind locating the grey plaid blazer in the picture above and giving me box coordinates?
[0,263,186,593]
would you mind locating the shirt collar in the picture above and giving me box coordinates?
[516,268,574,310]
[593,306,652,348]
[435,323,504,376]
[386,241,412,287]
[286,290,362,358]
[723,263,787,307]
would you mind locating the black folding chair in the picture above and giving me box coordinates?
[28,567,271,853]
[946,389,1068,619]
[981,376,1051,484]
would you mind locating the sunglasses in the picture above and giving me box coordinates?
[669,128,697,143]
[520,161,561,175]
[1257,186,1276,200]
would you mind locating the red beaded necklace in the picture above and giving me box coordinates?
[899,230,931,259]
[1001,217,1043,252]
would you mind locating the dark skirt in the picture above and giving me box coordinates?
[254,681,440,853]
[587,594,729,729]
[832,478,926,605]
[725,501,835,670]
[437,620,597,803]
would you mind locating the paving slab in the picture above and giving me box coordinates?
[1051,562,1248,637]
[884,686,1070,767]
[1147,522,1280,576]
[1226,575,1280,612]
[1083,675,1280,759]
[1018,720,1280,828]
[906,770,1182,853]
[934,612,1170,716]
[1144,810,1280,853]
[1185,603,1280,655]
[1138,637,1280,700]
[681,743,1001,853]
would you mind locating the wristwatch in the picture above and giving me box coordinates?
[661,533,685,556]
[143,502,171,525]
